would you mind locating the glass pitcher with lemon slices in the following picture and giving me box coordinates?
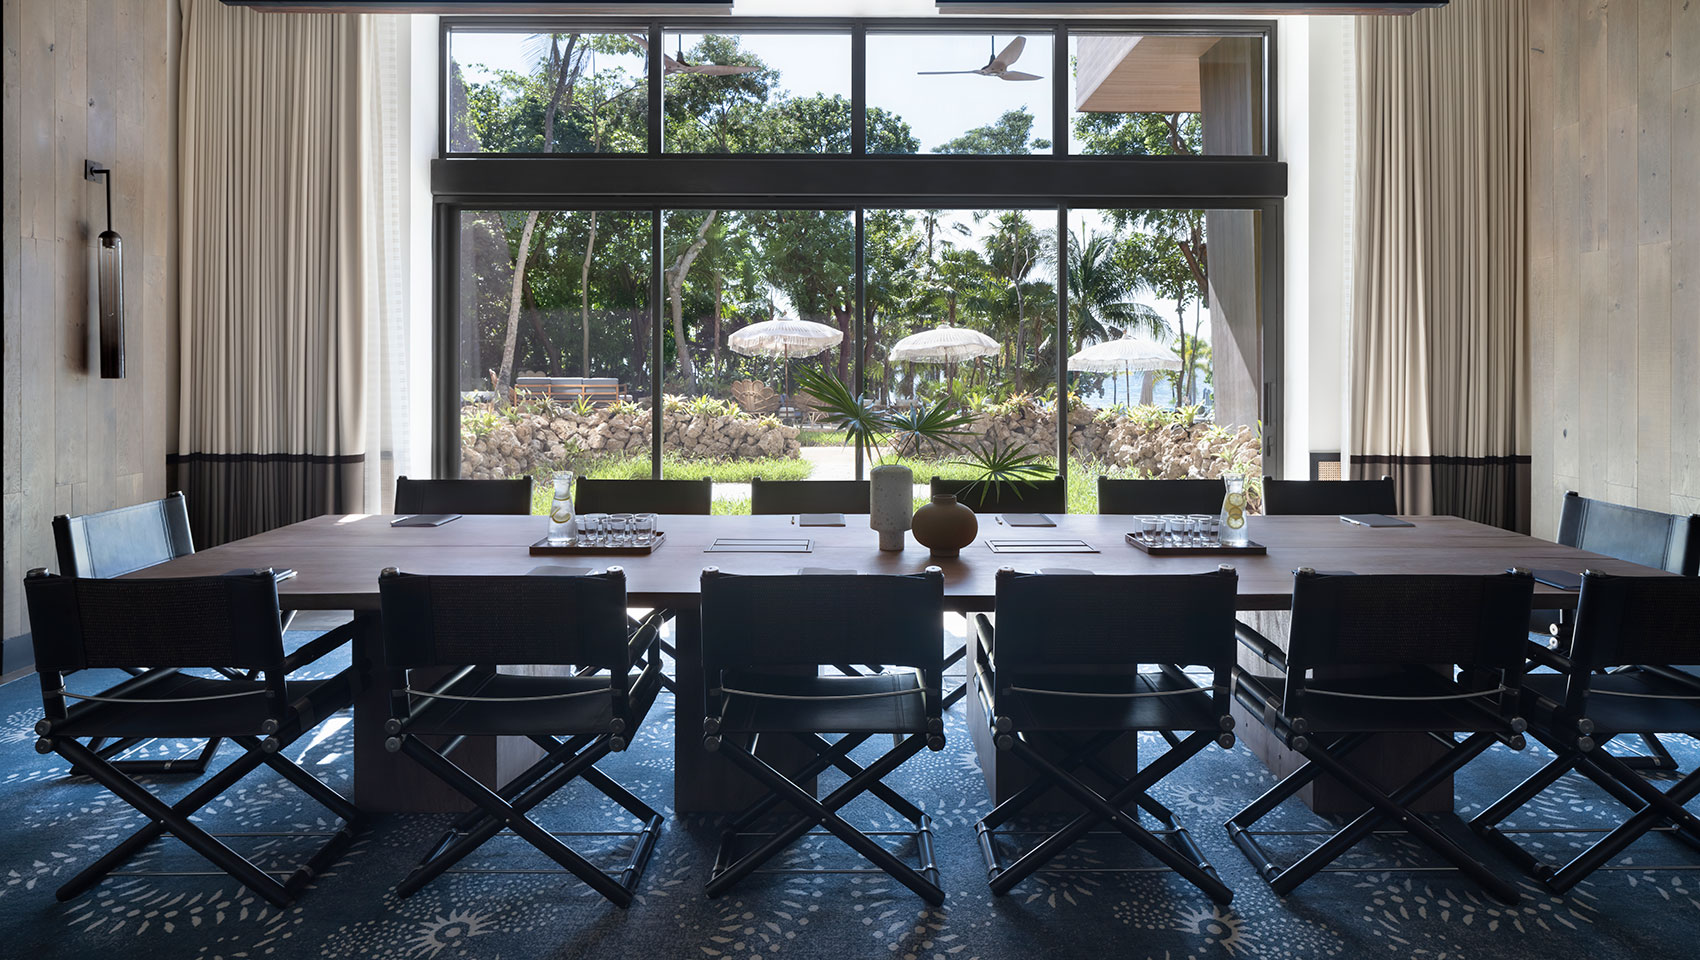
[548,471,576,544]
[1220,474,1249,547]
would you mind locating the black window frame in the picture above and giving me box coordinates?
[433,15,1287,482]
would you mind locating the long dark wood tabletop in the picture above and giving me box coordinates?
[123,512,1673,611]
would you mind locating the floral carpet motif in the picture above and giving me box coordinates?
[0,635,1695,959]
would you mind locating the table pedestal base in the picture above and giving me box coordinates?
[1235,611,1451,815]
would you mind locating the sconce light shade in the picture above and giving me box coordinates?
[87,161,124,379]
[98,229,124,379]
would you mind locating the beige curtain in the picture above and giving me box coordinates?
[1349,0,1530,532]
[172,0,366,544]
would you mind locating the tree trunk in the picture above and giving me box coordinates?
[664,211,716,392]
[630,306,649,393]
[1173,305,1188,409]
[833,298,853,383]
[495,34,580,397]
[580,210,598,378]
[497,210,543,392]
[710,272,723,378]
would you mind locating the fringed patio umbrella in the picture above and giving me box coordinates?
[728,317,844,400]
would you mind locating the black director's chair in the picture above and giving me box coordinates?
[972,566,1240,904]
[1225,569,1535,905]
[1471,571,1700,894]
[377,567,664,906]
[24,569,362,908]
[700,567,947,905]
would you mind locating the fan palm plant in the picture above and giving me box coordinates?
[795,367,1051,503]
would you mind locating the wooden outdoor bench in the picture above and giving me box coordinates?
[512,377,628,408]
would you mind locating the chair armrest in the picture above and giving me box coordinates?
[1235,622,1287,673]
[1525,637,1573,673]
[972,613,995,670]
[280,620,359,674]
[627,609,665,664]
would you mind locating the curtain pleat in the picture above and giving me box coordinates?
[172,0,367,544]
[1349,0,1530,532]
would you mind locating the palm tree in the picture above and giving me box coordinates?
[1067,226,1166,353]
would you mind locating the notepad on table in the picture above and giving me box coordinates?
[797,513,845,526]
[391,514,460,527]
[1001,514,1056,527]
[1338,514,1414,528]
[1531,569,1583,590]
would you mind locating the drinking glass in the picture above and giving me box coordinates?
[1204,516,1221,545]
[1188,514,1214,547]
[1137,515,1161,543]
[1162,514,1187,546]
[608,513,634,546]
[634,513,657,546]
[579,513,605,546]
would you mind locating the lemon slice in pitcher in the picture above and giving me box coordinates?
[1224,491,1246,529]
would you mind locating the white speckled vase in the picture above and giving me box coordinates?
[869,463,913,551]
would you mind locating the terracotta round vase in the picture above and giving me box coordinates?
[911,493,978,559]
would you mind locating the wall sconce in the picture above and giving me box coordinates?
[85,161,124,379]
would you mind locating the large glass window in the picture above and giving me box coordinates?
[655,209,854,513]
[662,32,857,154]
[867,208,1059,500]
[447,31,648,154]
[867,32,1054,155]
[438,18,1283,493]
[456,209,652,511]
[1069,33,1267,157]
[1064,207,1265,509]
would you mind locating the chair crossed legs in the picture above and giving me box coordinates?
[700,568,947,905]
[23,570,363,908]
[377,567,664,906]
[1225,570,1536,905]
[1470,573,1700,893]
[971,567,1239,903]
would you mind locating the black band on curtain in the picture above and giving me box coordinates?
[1352,455,1531,534]
[168,453,366,546]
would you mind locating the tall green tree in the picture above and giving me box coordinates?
[497,34,584,395]
[936,107,1051,154]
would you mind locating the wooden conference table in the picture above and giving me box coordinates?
[123,512,1668,814]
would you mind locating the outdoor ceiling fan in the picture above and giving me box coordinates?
[918,36,1042,82]
[628,33,760,76]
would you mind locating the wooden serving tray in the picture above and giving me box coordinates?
[1125,533,1267,556]
[529,532,666,556]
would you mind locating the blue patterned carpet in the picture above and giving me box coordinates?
[1,631,1696,960]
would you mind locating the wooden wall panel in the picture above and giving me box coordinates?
[1,0,178,669]
[1529,0,1700,540]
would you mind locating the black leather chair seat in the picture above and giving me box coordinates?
[1521,672,1700,737]
[53,673,350,739]
[718,671,927,734]
[998,671,1218,732]
[405,672,616,737]
[1240,670,1519,734]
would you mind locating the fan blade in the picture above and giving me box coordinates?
[997,36,1026,67]
[998,70,1042,82]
